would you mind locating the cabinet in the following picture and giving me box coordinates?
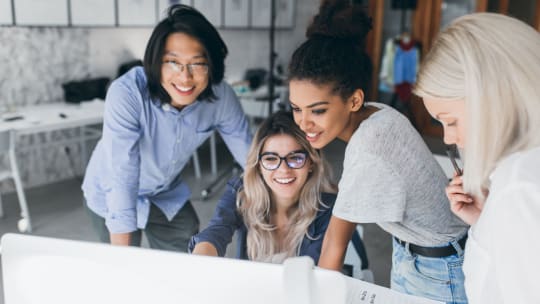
[0,0,13,25]
[14,0,69,26]
[71,0,115,26]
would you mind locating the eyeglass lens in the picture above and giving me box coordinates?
[165,62,208,75]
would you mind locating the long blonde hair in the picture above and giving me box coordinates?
[238,111,336,262]
[415,13,540,199]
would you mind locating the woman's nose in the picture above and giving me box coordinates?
[298,114,313,131]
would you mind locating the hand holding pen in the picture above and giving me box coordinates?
[445,145,462,176]
[444,145,483,225]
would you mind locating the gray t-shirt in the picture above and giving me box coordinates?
[333,102,468,246]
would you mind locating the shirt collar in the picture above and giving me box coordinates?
[159,100,202,115]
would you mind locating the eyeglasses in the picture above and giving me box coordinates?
[163,61,209,76]
[259,150,309,171]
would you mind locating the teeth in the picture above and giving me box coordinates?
[306,133,318,138]
[174,84,194,92]
[275,177,295,184]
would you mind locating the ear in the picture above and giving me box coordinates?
[348,89,365,112]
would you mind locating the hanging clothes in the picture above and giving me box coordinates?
[393,38,419,102]
[379,38,396,93]
[379,36,420,100]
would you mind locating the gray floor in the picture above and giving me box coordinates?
[0,134,445,303]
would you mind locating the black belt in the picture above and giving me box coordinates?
[394,235,468,258]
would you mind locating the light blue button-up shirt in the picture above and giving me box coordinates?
[82,67,252,234]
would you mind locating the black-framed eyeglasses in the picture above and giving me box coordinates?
[259,150,309,171]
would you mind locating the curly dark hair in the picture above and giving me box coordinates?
[144,4,228,103]
[288,0,373,100]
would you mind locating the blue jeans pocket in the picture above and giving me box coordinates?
[391,239,468,304]
[411,255,451,285]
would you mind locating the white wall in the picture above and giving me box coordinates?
[0,27,91,192]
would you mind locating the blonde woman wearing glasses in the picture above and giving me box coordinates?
[415,13,540,303]
[190,111,337,263]
[82,4,251,252]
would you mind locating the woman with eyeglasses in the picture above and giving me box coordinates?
[82,4,252,252]
[189,111,337,263]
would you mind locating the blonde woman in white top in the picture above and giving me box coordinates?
[415,13,540,304]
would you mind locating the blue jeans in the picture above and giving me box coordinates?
[390,238,468,304]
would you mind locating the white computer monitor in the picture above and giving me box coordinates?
[1,233,346,304]
[1,233,440,304]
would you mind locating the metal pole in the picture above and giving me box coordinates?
[268,0,276,116]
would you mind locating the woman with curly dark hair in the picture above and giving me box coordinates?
[287,1,469,303]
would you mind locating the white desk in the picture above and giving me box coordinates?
[0,99,104,175]
[0,100,216,231]
[0,99,104,134]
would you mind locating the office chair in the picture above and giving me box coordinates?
[0,129,32,232]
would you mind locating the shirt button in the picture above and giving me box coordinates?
[172,159,177,164]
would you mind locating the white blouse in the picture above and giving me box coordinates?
[463,146,540,303]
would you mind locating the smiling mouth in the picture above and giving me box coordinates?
[173,84,195,95]
[305,132,320,142]
[274,177,296,184]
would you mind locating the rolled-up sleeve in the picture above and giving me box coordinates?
[102,82,142,233]
[215,84,252,168]
[189,177,243,256]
